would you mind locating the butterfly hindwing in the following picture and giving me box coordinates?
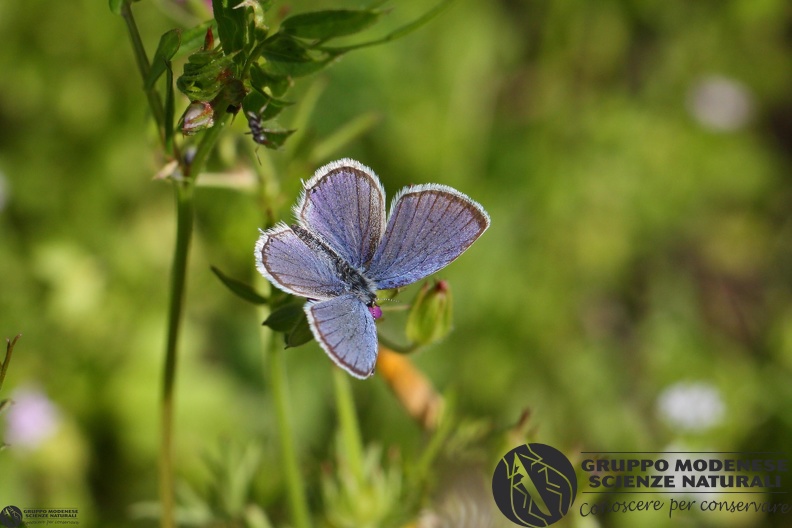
[305,294,378,379]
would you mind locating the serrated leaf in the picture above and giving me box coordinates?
[281,9,381,40]
[211,266,268,304]
[146,29,181,90]
[177,48,237,101]
[285,313,313,348]
[263,303,304,332]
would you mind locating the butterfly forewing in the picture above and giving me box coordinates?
[305,294,379,379]
[295,159,386,269]
[255,223,349,300]
[366,185,490,290]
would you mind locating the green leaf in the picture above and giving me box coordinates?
[281,9,381,40]
[263,303,304,332]
[260,34,341,77]
[175,21,217,60]
[250,64,291,97]
[258,128,297,150]
[242,91,292,121]
[177,47,237,101]
[285,313,313,348]
[145,29,181,90]
[211,266,268,304]
[264,55,337,78]
[213,0,249,60]
[261,33,311,64]
[320,0,457,54]
[0,399,10,415]
[262,303,314,348]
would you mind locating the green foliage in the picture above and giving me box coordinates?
[263,303,314,348]
[145,29,181,90]
[211,266,268,304]
[280,9,381,40]
[176,44,237,103]
[169,0,457,150]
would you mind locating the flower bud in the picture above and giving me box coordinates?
[179,101,214,135]
[405,280,452,347]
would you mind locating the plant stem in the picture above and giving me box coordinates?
[267,333,313,528]
[158,111,229,528]
[120,2,166,143]
[160,182,195,528]
[376,333,420,355]
[187,111,230,181]
[332,368,365,485]
[0,334,21,392]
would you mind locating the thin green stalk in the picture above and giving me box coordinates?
[186,111,230,182]
[0,334,21,392]
[120,2,166,143]
[376,333,420,355]
[332,368,365,485]
[267,333,313,528]
[160,182,195,528]
[159,111,229,528]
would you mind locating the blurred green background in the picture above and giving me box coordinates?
[1,0,792,526]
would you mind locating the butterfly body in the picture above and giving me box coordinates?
[256,159,489,378]
[290,223,378,310]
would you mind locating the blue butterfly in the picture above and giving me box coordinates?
[255,159,490,378]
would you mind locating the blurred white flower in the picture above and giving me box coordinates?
[4,387,61,450]
[657,381,725,432]
[687,75,754,132]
